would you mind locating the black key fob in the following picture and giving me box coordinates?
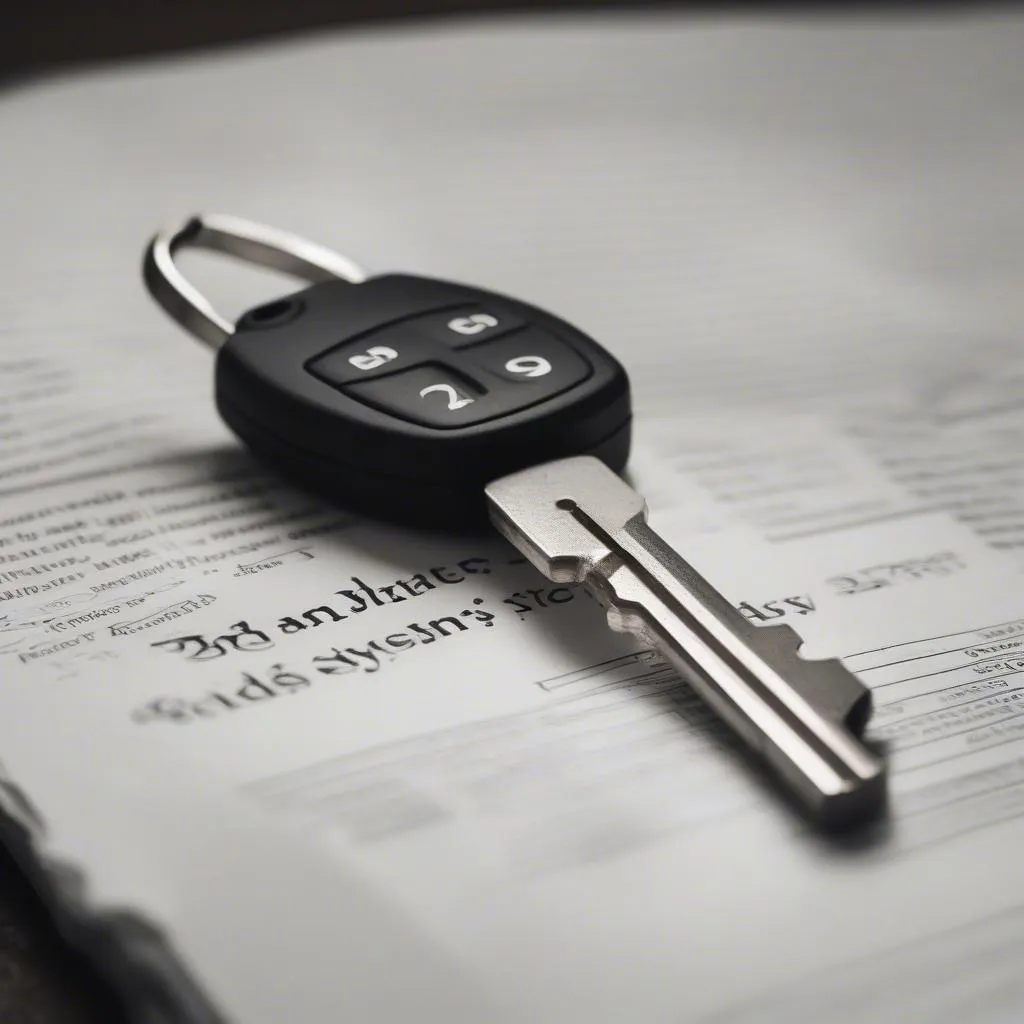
[144,215,630,527]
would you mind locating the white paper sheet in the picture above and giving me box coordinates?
[2,8,1024,1022]
[2,512,1020,1022]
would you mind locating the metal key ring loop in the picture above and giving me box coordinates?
[143,213,368,351]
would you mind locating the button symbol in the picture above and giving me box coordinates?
[418,383,475,411]
[348,345,399,371]
[447,313,499,337]
[504,355,552,378]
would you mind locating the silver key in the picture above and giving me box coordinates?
[486,456,886,827]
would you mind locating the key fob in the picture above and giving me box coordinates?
[223,278,630,527]
[144,216,629,527]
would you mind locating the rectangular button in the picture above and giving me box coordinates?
[307,324,434,386]
[412,306,526,348]
[469,328,591,396]
[345,365,501,428]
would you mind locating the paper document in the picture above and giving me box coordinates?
[1,8,1024,1022]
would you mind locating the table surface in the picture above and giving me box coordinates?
[0,845,125,1022]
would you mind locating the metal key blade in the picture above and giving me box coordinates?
[485,456,886,827]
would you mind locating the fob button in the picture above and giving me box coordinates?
[471,329,591,393]
[345,365,495,428]
[306,325,432,386]
[413,306,525,348]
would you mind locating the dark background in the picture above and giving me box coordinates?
[0,1,989,73]
[7,1,684,74]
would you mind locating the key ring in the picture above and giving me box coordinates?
[142,213,368,351]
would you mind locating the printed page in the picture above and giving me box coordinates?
[645,401,1024,570]
[2,8,1024,1022]
[0,507,1021,1022]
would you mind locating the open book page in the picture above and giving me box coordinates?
[1,7,1024,1022]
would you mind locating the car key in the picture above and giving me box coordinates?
[143,214,885,826]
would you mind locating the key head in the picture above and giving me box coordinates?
[216,275,631,528]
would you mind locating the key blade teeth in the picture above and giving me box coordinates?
[800,656,874,737]
[752,623,874,734]
[602,557,883,787]
[599,567,875,737]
